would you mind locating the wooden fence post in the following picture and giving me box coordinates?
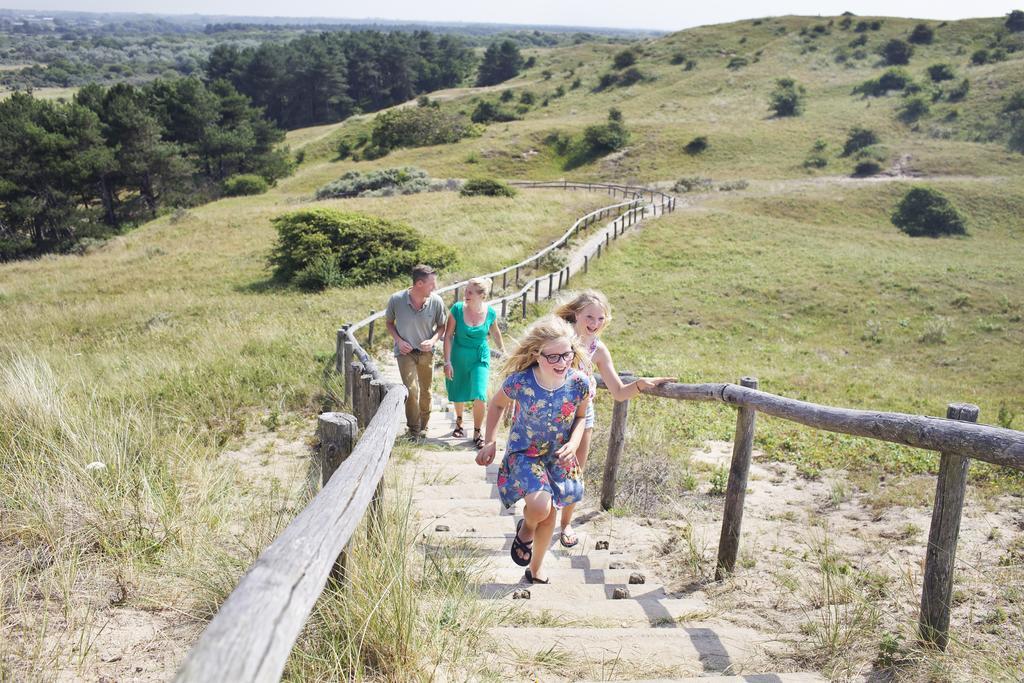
[534,278,540,303]
[335,327,347,374]
[316,412,358,582]
[367,312,376,347]
[547,272,554,298]
[501,298,507,319]
[584,254,589,274]
[600,398,630,510]
[343,339,355,406]
[716,376,759,580]
[521,291,527,320]
[453,286,460,306]
[515,266,520,286]
[350,363,365,426]
[502,271,507,290]
[368,381,387,536]
[596,243,602,258]
[919,403,979,650]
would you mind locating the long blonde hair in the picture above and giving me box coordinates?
[553,289,613,327]
[501,315,589,376]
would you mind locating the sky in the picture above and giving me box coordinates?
[2,1,1018,31]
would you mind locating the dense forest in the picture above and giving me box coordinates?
[0,79,289,260]
[204,31,475,129]
[0,9,649,90]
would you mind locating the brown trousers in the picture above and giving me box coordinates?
[396,350,434,433]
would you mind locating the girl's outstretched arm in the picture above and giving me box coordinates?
[489,318,506,355]
[593,344,674,401]
[477,389,513,466]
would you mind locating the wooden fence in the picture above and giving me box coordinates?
[174,181,666,681]
[595,376,1024,650]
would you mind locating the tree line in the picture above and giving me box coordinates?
[0,79,290,260]
[204,30,476,129]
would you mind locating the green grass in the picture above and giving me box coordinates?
[3,10,1024,680]
[575,176,1024,487]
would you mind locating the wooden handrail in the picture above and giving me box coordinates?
[175,385,406,682]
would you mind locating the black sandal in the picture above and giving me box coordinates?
[524,569,550,584]
[452,416,465,438]
[510,519,533,567]
[473,429,484,450]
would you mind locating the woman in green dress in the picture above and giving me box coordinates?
[443,277,506,449]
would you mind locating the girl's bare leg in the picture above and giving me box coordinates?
[558,428,593,544]
[522,492,558,582]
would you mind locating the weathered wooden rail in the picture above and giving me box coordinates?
[596,374,1024,650]
[176,180,666,681]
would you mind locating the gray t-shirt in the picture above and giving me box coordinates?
[384,289,447,357]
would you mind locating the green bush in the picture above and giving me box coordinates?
[1006,9,1024,32]
[315,167,434,199]
[898,95,930,123]
[853,160,882,176]
[684,135,709,154]
[926,64,954,82]
[460,178,517,197]
[370,106,474,153]
[853,68,911,96]
[882,39,913,65]
[971,49,991,65]
[613,50,637,69]
[891,187,967,237]
[947,79,970,102]
[670,52,686,65]
[727,56,749,70]
[618,67,646,86]
[269,208,457,290]
[843,127,879,156]
[582,112,630,154]
[470,101,519,124]
[769,77,806,117]
[908,23,934,45]
[222,174,269,197]
[672,176,713,192]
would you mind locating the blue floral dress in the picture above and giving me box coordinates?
[496,367,589,510]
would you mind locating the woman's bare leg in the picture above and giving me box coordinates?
[522,492,558,582]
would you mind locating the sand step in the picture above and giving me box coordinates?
[487,625,766,676]
[421,547,644,570]
[503,595,714,628]
[576,675,826,683]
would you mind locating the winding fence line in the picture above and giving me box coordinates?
[176,180,1024,681]
[175,180,669,681]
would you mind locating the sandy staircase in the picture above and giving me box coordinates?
[379,361,825,682]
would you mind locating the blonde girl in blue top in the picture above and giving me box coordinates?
[553,290,674,548]
[476,316,591,584]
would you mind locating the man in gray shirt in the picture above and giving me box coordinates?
[385,264,448,437]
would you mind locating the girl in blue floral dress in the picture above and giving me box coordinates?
[476,316,591,584]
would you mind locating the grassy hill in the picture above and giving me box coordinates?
[2,11,1023,680]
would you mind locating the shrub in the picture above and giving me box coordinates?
[853,160,882,176]
[1006,9,1024,32]
[898,96,930,123]
[1003,89,1024,113]
[971,49,990,65]
[769,77,806,116]
[927,63,955,82]
[470,101,518,124]
[882,39,913,65]
[718,179,749,191]
[222,174,269,197]
[315,167,432,199]
[909,23,934,45]
[595,73,618,91]
[949,83,968,102]
[684,59,698,71]
[499,89,514,102]
[618,67,645,86]
[684,135,709,154]
[843,127,879,156]
[891,187,967,237]
[582,116,630,154]
[519,91,536,105]
[853,68,911,96]
[849,34,868,47]
[459,178,517,197]
[672,176,713,192]
[269,208,456,290]
[727,56,749,70]
[370,107,473,152]
[613,50,637,69]
[670,52,686,65]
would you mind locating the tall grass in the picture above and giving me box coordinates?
[285,476,501,681]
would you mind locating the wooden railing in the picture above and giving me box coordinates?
[175,181,667,681]
[339,181,677,352]
[596,374,1024,650]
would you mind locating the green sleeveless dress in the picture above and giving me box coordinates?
[445,301,497,403]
